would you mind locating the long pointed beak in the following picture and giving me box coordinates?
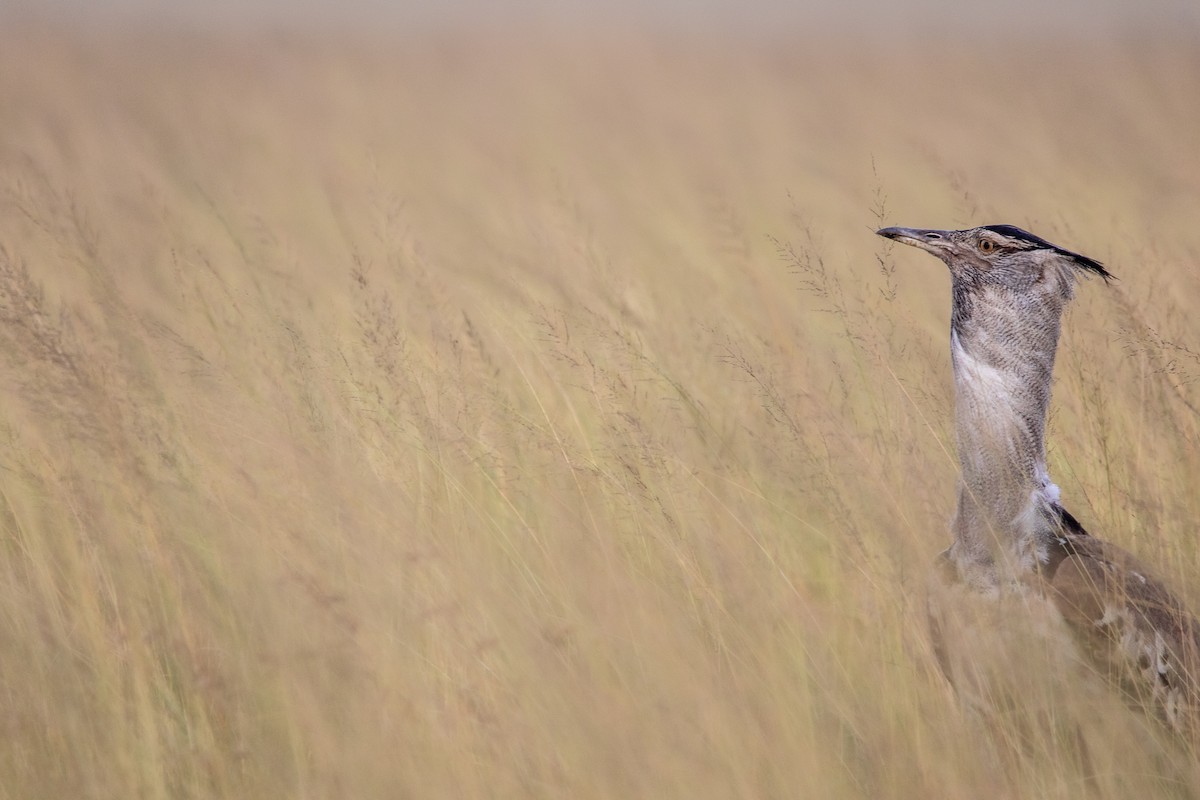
[876,227,952,255]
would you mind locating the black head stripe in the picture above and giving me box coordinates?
[981,224,1112,280]
[981,224,1059,248]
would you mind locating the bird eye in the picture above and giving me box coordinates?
[978,239,996,253]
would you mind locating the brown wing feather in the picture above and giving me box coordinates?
[1044,508,1200,738]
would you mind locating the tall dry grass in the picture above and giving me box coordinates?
[0,23,1198,799]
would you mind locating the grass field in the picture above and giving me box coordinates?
[1,22,1199,799]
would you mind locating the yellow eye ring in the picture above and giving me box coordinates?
[978,239,996,253]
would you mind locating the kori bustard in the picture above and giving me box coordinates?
[877,223,1200,735]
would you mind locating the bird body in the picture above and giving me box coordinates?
[878,223,1200,737]
[1048,521,1200,732]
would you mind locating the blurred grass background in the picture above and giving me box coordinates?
[1,19,1199,799]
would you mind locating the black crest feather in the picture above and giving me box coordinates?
[982,224,1112,281]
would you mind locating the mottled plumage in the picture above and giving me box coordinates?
[878,223,1200,737]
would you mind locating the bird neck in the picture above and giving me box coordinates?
[946,298,1065,583]
[950,325,1055,491]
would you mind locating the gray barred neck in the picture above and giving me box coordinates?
[949,327,1053,491]
[949,463,1064,589]
[948,325,1065,579]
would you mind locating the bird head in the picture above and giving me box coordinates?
[875,224,1111,298]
